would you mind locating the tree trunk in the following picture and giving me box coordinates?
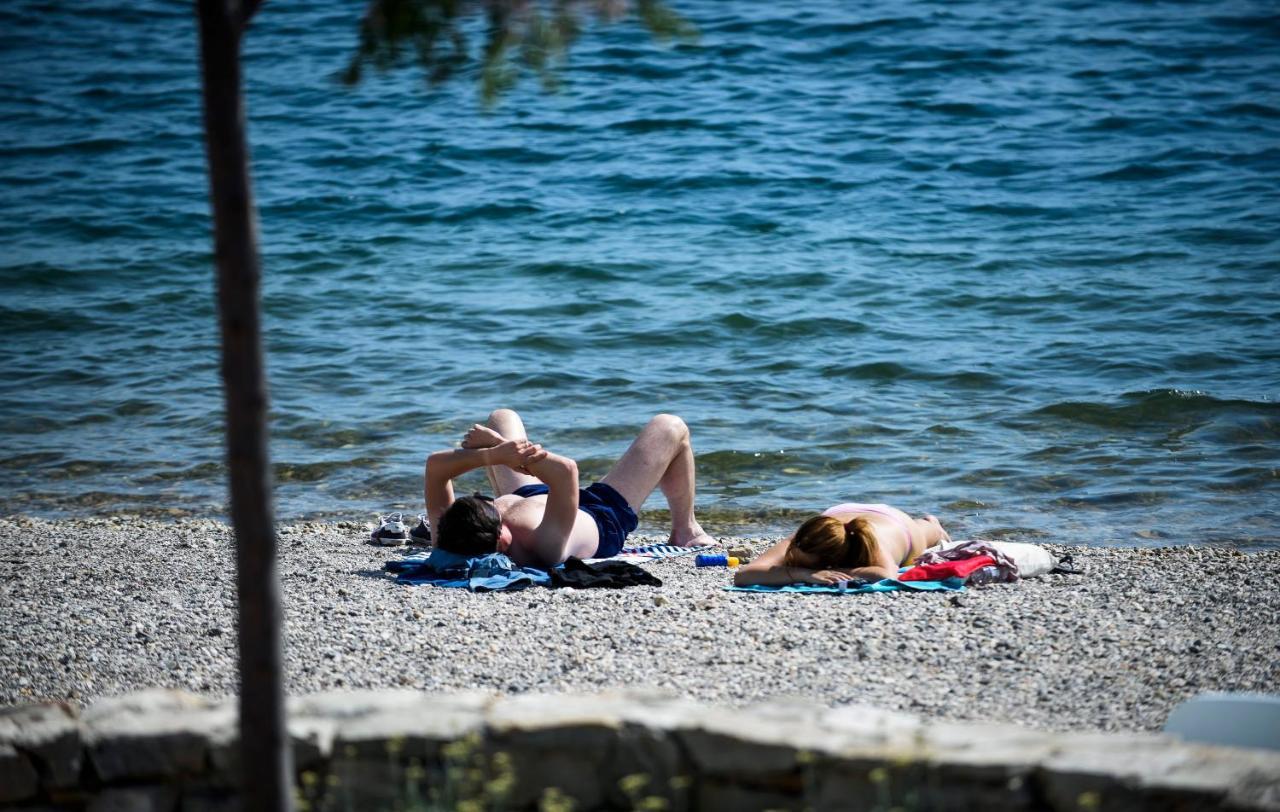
[196,2,291,810]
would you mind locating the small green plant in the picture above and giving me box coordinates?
[538,786,575,812]
[421,733,515,812]
[868,766,893,812]
[1077,791,1102,810]
[294,733,518,812]
[618,772,669,811]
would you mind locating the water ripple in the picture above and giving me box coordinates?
[0,0,1277,546]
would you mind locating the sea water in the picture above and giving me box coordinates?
[1,0,1277,546]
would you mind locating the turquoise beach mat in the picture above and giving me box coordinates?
[727,578,964,595]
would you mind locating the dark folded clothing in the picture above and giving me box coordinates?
[385,550,661,591]
[549,557,662,589]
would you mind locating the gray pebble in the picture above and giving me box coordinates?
[0,518,1276,735]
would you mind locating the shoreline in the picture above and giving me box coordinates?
[1,515,1277,735]
[8,506,1277,552]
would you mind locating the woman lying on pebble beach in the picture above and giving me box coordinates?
[733,503,950,586]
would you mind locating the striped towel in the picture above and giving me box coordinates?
[400,546,708,566]
[588,544,713,563]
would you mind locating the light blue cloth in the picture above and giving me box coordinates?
[727,577,964,595]
[385,548,551,592]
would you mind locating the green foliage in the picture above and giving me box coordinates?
[291,739,955,812]
[342,0,697,104]
[617,772,670,811]
[290,734,518,812]
[537,786,576,812]
[421,733,516,811]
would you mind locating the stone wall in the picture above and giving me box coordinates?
[2,689,1278,811]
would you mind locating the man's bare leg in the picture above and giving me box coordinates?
[484,408,541,495]
[600,414,714,547]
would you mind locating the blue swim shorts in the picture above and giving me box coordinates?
[510,482,639,558]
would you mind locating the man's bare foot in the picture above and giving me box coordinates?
[670,523,717,547]
[462,423,505,449]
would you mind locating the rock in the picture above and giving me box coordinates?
[0,742,39,803]
[486,693,692,811]
[295,689,488,761]
[84,690,233,782]
[1039,732,1280,811]
[695,779,801,811]
[88,786,179,812]
[676,699,840,777]
[0,700,82,788]
[180,787,241,812]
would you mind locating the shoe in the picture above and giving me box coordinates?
[370,513,408,546]
[409,513,431,545]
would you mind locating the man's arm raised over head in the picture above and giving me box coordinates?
[424,440,544,532]
[520,450,580,566]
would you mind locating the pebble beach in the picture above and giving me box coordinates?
[1,515,1277,735]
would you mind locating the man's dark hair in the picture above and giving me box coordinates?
[435,494,502,556]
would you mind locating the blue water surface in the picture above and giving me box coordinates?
[1,0,1277,546]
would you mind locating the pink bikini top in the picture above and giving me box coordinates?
[822,502,916,565]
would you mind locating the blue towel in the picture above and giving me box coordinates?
[727,577,964,594]
[385,548,551,592]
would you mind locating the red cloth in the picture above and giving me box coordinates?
[899,554,997,582]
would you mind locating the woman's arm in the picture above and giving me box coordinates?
[733,536,789,585]
[733,535,900,586]
[734,564,826,586]
[735,563,897,586]
[837,565,899,582]
[732,536,836,586]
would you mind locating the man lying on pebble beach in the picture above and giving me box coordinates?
[425,408,715,568]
